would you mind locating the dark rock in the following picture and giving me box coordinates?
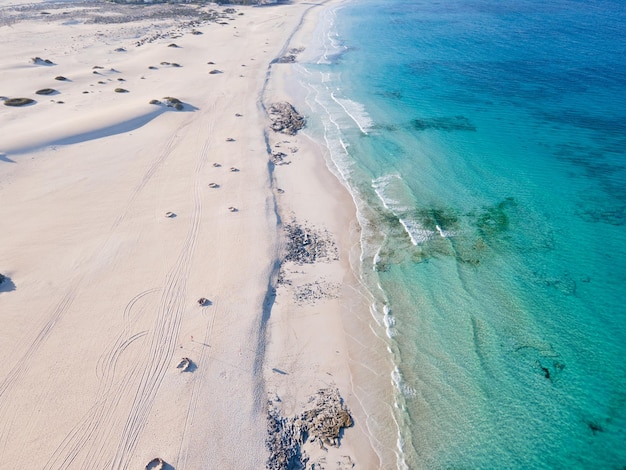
[268,102,305,135]
[284,222,338,265]
[177,357,193,371]
[266,387,353,469]
[145,457,164,470]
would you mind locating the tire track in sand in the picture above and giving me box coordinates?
[0,123,183,459]
[43,288,158,470]
[109,128,207,470]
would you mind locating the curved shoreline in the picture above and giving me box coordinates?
[260,0,400,467]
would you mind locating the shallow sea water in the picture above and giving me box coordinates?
[296,0,626,467]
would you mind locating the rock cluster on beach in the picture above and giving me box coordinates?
[275,47,305,64]
[266,387,353,470]
[283,222,338,265]
[268,102,305,135]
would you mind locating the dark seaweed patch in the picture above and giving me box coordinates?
[412,115,476,132]
[472,197,516,237]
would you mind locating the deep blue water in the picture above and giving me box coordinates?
[296,0,626,467]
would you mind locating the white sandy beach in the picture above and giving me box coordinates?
[0,1,395,468]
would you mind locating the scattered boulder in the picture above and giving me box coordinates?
[228,206,238,212]
[114,47,126,52]
[229,167,239,172]
[165,211,176,218]
[0,273,6,284]
[145,457,164,470]
[225,137,235,142]
[213,162,222,167]
[208,182,219,188]
[177,357,193,371]
[268,102,305,135]
[209,69,223,74]
[197,297,209,306]
[114,88,128,93]
[54,76,68,81]
[168,43,180,48]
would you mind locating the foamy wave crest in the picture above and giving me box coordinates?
[372,174,437,245]
[392,367,417,398]
[382,304,397,338]
[331,93,374,134]
[315,6,346,65]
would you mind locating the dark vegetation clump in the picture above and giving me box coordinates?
[4,98,35,106]
[32,57,54,65]
[162,97,184,110]
[35,88,56,95]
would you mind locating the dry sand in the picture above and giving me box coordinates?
[0,0,395,468]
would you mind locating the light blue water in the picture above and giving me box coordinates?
[296,0,626,467]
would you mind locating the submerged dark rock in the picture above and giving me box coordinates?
[412,115,476,132]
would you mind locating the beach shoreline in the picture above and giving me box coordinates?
[0,0,395,468]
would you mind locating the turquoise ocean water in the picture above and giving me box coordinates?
[294,0,626,468]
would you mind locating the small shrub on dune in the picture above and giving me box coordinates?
[4,98,35,107]
[32,57,54,65]
[35,88,57,95]
[162,97,184,110]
